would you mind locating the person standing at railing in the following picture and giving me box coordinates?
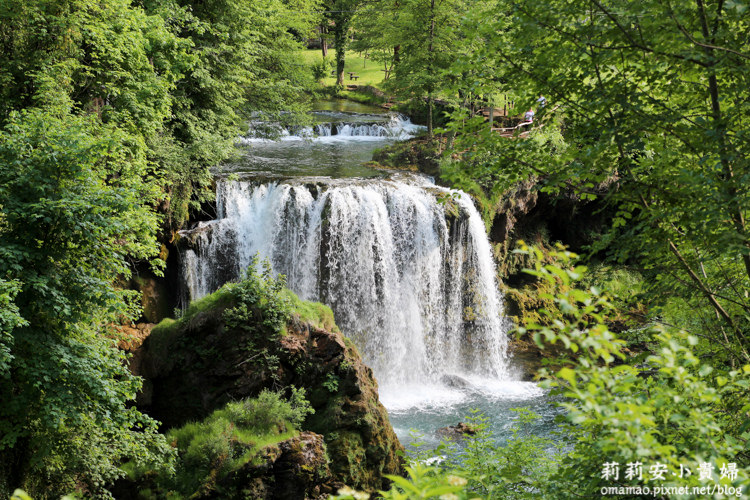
[524,107,535,124]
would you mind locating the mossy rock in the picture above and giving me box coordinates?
[133,283,403,493]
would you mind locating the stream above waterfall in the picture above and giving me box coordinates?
[183,99,559,449]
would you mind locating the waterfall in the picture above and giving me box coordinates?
[242,114,423,142]
[180,177,510,385]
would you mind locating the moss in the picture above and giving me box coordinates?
[137,269,403,493]
[133,275,171,323]
[371,137,440,178]
[133,393,308,498]
[329,431,368,486]
[148,287,235,361]
[282,289,340,333]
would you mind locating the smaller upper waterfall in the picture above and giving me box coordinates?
[242,113,424,143]
[180,176,511,388]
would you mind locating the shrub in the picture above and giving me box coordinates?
[144,388,313,497]
[223,256,292,338]
[311,57,332,81]
[516,244,750,498]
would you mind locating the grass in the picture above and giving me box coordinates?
[298,49,387,88]
[281,288,340,333]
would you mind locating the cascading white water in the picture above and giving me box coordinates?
[242,114,423,142]
[181,177,511,387]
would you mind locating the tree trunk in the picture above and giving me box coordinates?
[333,21,347,86]
[7,437,31,492]
[695,0,750,283]
[428,95,434,137]
[489,97,494,130]
[427,0,436,137]
[321,25,328,58]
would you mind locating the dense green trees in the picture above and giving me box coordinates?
[432,0,750,495]
[352,0,469,135]
[142,0,320,227]
[443,0,750,363]
[0,0,320,495]
[0,104,171,496]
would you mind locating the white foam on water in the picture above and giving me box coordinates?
[379,376,545,414]
[379,383,471,413]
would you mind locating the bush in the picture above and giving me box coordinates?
[311,57,333,81]
[223,256,292,339]
[223,387,314,431]
[516,244,750,498]
[332,408,558,500]
[152,388,313,497]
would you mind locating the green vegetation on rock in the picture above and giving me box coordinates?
[133,260,403,493]
[128,389,314,498]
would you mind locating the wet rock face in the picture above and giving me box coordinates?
[440,373,473,389]
[133,304,403,492]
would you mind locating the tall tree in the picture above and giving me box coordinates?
[379,0,467,135]
[323,0,359,86]
[0,103,173,497]
[143,0,320,229]
[0,0,321,494]
[351,0,403,81]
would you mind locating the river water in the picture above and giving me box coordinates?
[182,99,560,449]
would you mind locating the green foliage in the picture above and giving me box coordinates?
[0,280,26,377]
[312,56,333,81]
[144,0,320,228]
[0,0,185,132]
[333,464,473,500]
[519,246,750,498]
[10,490,74,500]
[356,0,470,135]
[223,257,292,338]
[0,0,321,231]
[438,409,560,499]
[323,372,341,393]
[0,105,173,497]
[148,389,313,497]
[0,0,319,495]
[322,0,359,86]
[333,407,558,500]
[439,0,750,368]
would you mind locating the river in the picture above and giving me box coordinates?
[180,99,560,450]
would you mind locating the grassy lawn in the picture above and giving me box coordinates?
[298,49,387,88]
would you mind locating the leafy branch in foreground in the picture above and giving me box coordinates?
[516,243,750,498]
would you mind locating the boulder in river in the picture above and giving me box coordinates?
[436,422,478,442]
[440,373,473,389]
